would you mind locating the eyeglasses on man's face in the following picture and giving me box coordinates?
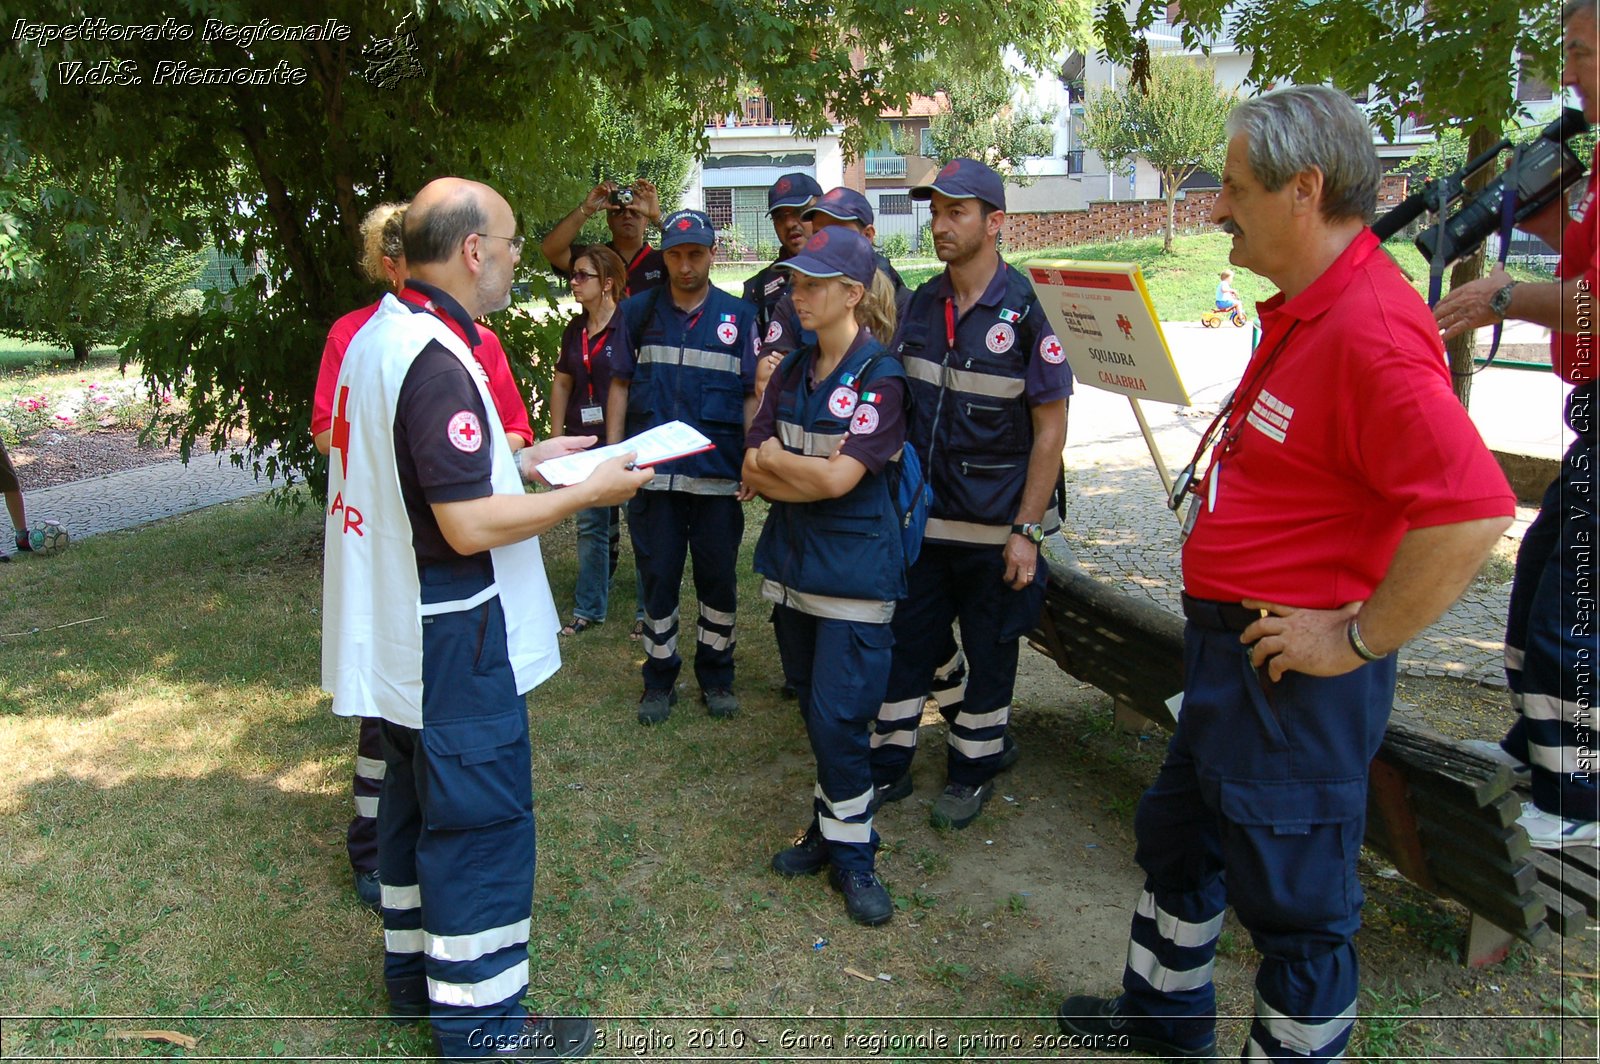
[476,233,525,255]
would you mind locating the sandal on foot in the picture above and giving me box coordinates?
[560,617,595,636]
[629,620,645,641]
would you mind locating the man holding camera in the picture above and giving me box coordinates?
[1434,0,1600,848]
[1056,87,1513,1062]
[541,178,667,296]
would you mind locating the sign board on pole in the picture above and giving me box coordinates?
[1023,260,1191,407]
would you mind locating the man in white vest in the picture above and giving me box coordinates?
[322,176,649,1063]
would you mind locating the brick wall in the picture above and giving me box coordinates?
[1002,174,1410,252]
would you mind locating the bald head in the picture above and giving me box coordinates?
[401,177,521,316]
[404,178,499,265]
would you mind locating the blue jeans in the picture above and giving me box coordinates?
[572,506,643,624]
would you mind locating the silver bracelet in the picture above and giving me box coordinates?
[1347,617,1383,662]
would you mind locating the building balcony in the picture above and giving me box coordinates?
[864,153,908,178]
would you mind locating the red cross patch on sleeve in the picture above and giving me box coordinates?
[447,410,484,452]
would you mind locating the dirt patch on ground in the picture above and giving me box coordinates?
[5,428,183,489]
[992,647,1597,1060]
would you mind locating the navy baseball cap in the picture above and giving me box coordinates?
[766,172,823,214]
[660,209,715,250]
[802,187,874,227]
[777,227,876,287]
[910,157,1006,211]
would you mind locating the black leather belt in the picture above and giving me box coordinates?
[1181,593,1264,633]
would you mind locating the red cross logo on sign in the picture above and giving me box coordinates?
[1116,314,1134,339]
[850,404,880,435]
[827,386,858,419]
[447,410,483,452]
[1040,334,1065,365]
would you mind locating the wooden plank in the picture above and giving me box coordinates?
[1531,880,1591,939]
[1529,849,1600,914]
[1467,913,1517,968]
[1367,760,1436,890]
[1404,778,1523,828]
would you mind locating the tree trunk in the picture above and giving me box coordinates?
[1164,184,1177,252]
[72,339,89,361]
[1441,124,1503,409]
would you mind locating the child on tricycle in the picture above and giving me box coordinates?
[1201,270,1248,328]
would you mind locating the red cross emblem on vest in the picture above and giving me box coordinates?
[1043,337,1062,360]
[331,385,352,480]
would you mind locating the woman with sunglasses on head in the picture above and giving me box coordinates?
[741,227,906,926]
[550,245,643,636]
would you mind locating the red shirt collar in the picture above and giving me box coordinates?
[398,281,482,349]
[1256,228,1379,333]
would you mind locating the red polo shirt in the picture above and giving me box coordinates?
[1551,145,1599,385]
[1183,228,1514,607]
[310,292,533,444]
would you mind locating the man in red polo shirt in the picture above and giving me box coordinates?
[1434,0,1599,849]
[1057,86,1514,1063]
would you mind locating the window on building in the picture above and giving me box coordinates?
[1065,150,1085,175]
[919,127,934,157]
[879,194,913,216]
[704,188,733,229]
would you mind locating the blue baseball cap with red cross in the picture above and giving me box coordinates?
[802,187,874,227]
[910,157,1006,211]
[766,172,823,214]
[660,209,715,250]
[777,227,877,287]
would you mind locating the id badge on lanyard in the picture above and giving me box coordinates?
[580,325,607,426]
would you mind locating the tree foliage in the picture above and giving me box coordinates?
[0,161,205,360]
[900,66,1059,177]
[1080,56,1234,251]
[1095,0,1565,405]
[0,0,1080,496]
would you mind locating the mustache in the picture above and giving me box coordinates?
[1219,220,1243,237]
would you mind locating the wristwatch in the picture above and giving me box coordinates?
[1488,281,1517,320]
[1011,522,1045,545]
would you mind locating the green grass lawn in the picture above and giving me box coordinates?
[0,496,1115,1060]
[714,232,1554,325]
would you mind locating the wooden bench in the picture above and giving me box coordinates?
[1025,559,1597,966]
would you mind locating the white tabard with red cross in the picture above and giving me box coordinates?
[320,294,560,729]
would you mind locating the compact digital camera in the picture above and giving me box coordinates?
[609,186,636,208]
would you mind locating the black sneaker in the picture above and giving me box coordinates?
[1056,994,1216,1060]
[637,688,677,725]
[869,771,913,813]
[930,780,992,829]
[771,822,828,877]
[828,866,893,926]
[353,869,381,913]
[440,1015,597,1062]
[701,688,739,719]
[385,976,427,1027]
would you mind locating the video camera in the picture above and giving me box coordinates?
[1372,107,1589,267]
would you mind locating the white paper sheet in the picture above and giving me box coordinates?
[534,420,715,486]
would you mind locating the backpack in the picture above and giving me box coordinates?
[855,351,932,568]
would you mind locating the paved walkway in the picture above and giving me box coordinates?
[20,320,1566,687]
[1058,321,1565,687]
[24,448,271,540]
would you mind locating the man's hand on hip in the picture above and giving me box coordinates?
[1240,599,1366,681]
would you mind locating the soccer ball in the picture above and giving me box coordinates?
[27,519,69,556]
